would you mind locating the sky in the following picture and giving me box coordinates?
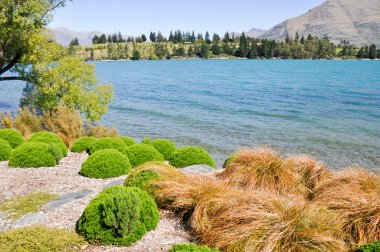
[50,0,326,36]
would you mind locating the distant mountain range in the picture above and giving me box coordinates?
[50,27,102,46]
[259,0,380,46]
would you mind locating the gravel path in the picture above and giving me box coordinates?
[0,152,192,251]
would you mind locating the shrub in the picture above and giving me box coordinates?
[9,142,57,168]
[152,139,176,160]
[0,128,25,149]
[119,136,136,146]
[169,146,215,168]
[0,111,13,128]
[77,186,159,246]
[0,139,12,161]
[80,149,132,178]
[124,169,160,195]
[0,225,87,252]
[141,137,152,145]
[358,241,380,252]
[86,124,118,137]
[89,137,128,155]
[14,107,43,138]
[169,243,220,252]
[29,131,68,157]
[71,136,97,153]
[127,144,164,167]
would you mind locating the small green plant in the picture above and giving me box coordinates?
[81,149,132,178]
[358,241,380,252]
[127,143,164,167]
[169,243,220,252]
[119,136,136,146]
[0,192,58,220]
[0,139,12,161]
[124,170,160,195]
[169,146,216,168]
[28,131,68,157]
[0,128,25,148]
[9,142,57,168]
[71,136,97,153]
[77,186,159,246]
[141,137,152,145]
[152,139,176,160]
[0,225,87,252]
[89,137,128,155]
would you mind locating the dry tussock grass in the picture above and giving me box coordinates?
[85,124,118,137]
[14,108,43,139]
[0,112,14,128]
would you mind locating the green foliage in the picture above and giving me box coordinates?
[77,186,159,246]
[0,192,58,220]
[141,137,152,145]
[358,241,380,252]
[169,243,220,252]
[0,129,25,148]
[132,49,141,60]
[0,225,87,252]
[9,142,57,168]
[169,146,216,168]
[28,131,68,157]
[124,170,160,195]
[81,149,131,179]
[127,143,164,167]
[89,137,128,155]
[151,139,176,160]
[71,136,97,153]
[0,139,12,161]
[119,136,136,146]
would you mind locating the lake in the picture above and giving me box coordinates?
[1,59,379,170]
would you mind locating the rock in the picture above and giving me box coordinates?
[11,211,46,229]
[103,177,125,189]
[179,165,219,175]
[45,190,92,211]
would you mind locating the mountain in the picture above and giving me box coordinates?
[50,27,103,46]
[260,0,380,46]
[246,28,267,38]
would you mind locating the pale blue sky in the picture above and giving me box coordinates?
[50,0,326,36]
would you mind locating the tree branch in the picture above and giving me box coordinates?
[0,53,21,75]
[0,76,27,82]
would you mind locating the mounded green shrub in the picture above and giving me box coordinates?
[9,142,57,168]
[89,137,128,155]
[127,144,164,167]
[124,170,160,195]
[169,146,216,168]
[28,132,68,157]
[71,137,97,153]
[358,241,380,252]
[169,243,220,252]
[151,139,176,160]
[77,186,159,246]
[81,149,132,178]
[119,136,136,146]
[0,129,25,149]
[0,139,12,161]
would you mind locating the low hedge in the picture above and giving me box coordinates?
[28,132,68,158]
[124,170,160,195]
[169,146,216,168]
[89,137,128,155]
[71,137,97,153]
[9,142,57,168]
[358,241,380,252]
[119,136,136,146]
[77,186,159,246]
[151,139,176,160]
[169,243,220,252]
[81,149,132,178]
[0,129,25,149]
[127,144,164,167]
[0,139,12,161]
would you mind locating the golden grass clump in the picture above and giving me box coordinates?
[218,148,299,194]
[314,167,380,245]
[85,124,118,138]
[14,107,43,139]
[0,111,14,128]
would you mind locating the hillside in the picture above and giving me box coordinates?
[260,0,380,46]
[50,27,103,46]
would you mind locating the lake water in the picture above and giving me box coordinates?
[1,60,379,170]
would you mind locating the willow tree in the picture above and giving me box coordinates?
[0,0,113,121]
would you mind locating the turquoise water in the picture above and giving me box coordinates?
[1,60,379,170]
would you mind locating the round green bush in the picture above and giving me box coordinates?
[119,136,136,146]
[124,170,160,195]
[0,129,25,149]
[151,139,176,160]
[127,144,164,168]
[9,142,57,168]
[358,241,380,252]
[0,139,12,161]
[81,149,132,178]
[89,137,128,155]
[71,137,97,153]
[169,146,216,168]
[28,132,68,157]
[169,244,220,252]
[77,186,159,246]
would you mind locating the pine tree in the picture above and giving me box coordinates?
[300,35,305,45]
[141,34,147,42]
[190,31,196,43]
[117,32,124,43]
[169,31,174,42]
[188,46,194,56]
[368,44,377,59]
[99,34,107,44]
[285,33,290,44]
[112,33,118,43]
[198,44,209,58]
[294,31,299,43]
[236,32,248,57]
[157,32,164,42]
[107,35,112,43]
[223,32,230,43]
[92,35,99,44]
[205,31,211,44]
[149,32,157,42]
[307,34,313,41]
[197,33,204,41]
[377,49,380,59]
[212,33,220,43]
[211,43,221,55]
